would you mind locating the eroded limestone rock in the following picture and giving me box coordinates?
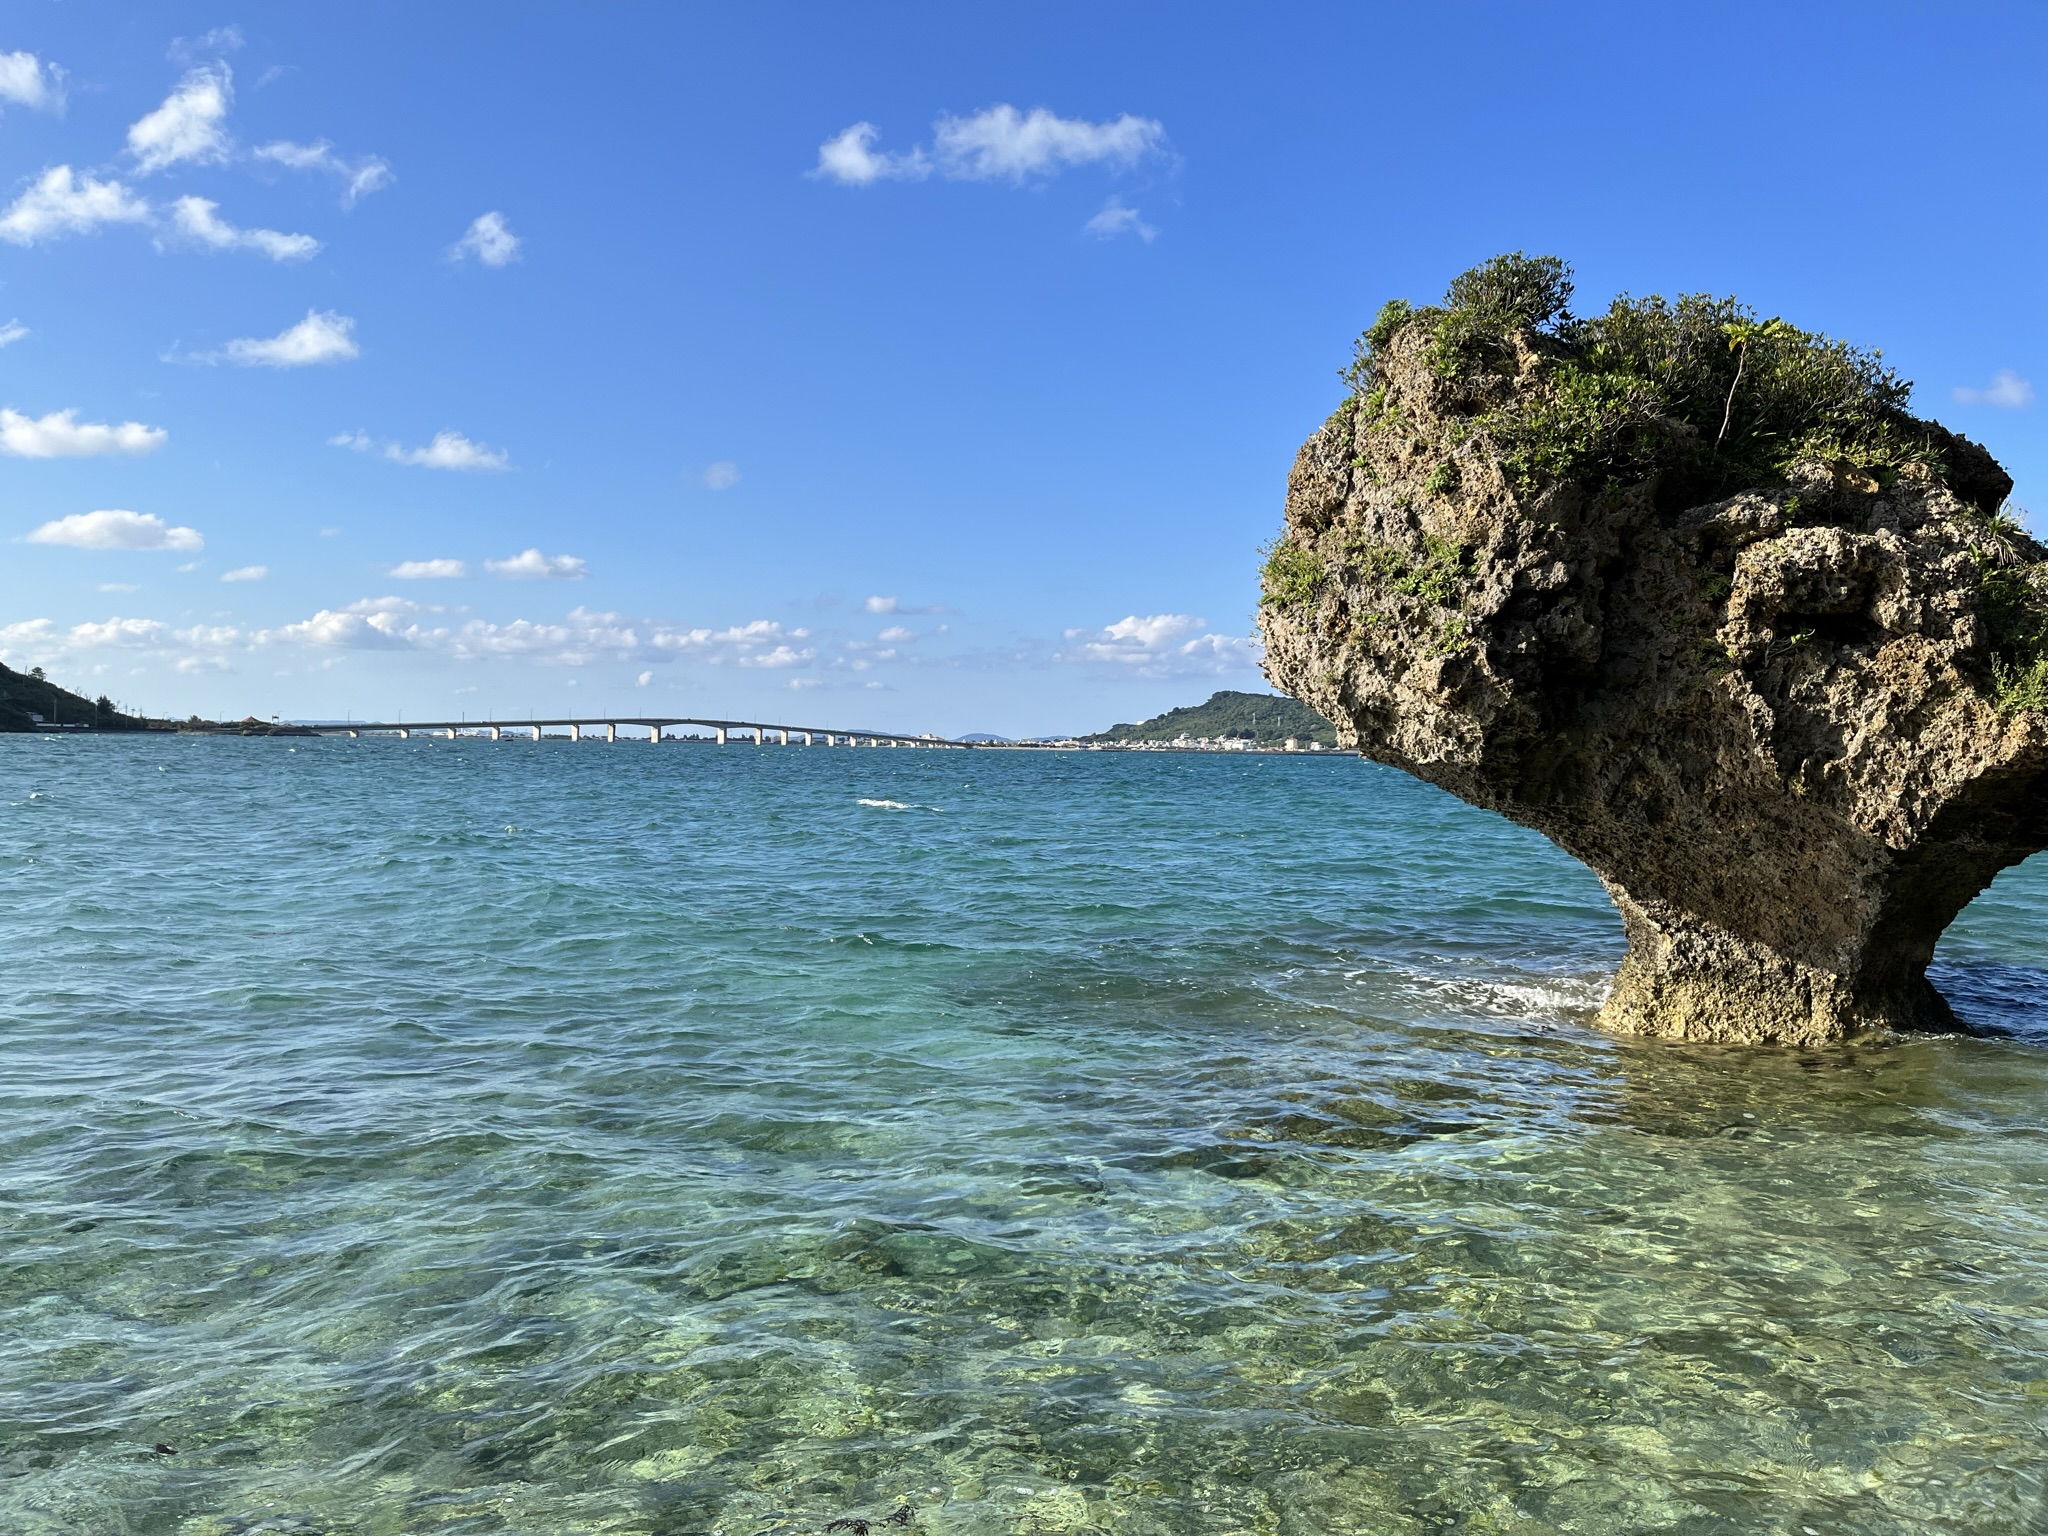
[1259,264,2048,1045]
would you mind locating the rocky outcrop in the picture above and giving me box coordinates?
[1259,258,2048,1045]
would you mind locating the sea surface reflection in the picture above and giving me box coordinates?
[2,737,2043,1534]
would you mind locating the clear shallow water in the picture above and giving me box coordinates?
[1,737,2045,1536]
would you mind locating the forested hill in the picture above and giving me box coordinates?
[0,662,155,732]
[1085,690,1340,746]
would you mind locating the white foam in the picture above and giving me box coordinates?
[856,798,915,810]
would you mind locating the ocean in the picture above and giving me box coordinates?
[2,735,2044,1534]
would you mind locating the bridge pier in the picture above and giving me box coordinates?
[397,727,410,739]
[530,725,542,741]
[489,726,501,741]
[716,726,727,745]
[445,727,457,740]
[648,724,662,744]
[607,722,617,744]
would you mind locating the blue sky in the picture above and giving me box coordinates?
[2,3,2043,735]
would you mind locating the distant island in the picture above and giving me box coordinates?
[1084,689,1339,750]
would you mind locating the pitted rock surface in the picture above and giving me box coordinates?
[1260,328,2048,1044]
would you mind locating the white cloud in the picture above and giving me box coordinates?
[220,565,267,582]
[1059,613,1261,676]
[169,27,244,65]
[815,106,1164,187]
[26,509,203,551]
[0,166,150,245]
[0,321,26,348]
[3,598,823,674]
[128,65,234,175]
[347,429,507,471]
[702,460,741,490]
[167,196,319,261]
[98,582,140,593]
[812,123,930,185]
[268,604,416,650]
[0,408,166,458]
[863,594,946,615]
[390,558,468,579]
[253,139,393,207]
[0,51,65,113]
[0,612,234,672]
[215,310,358,367]
[877,625,916,642]
[934,106,1165,181]
[1954,370,2034,409]
[451,210,520,266]
[485,548,586,580]
[1085,196,1156,242]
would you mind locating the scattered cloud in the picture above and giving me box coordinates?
[0,408,166,457]
[253,139,393,207]
[98,582,140,593]
[702,460,741,490]
[933,105,1165,181]
[1954,370,2034,409]
[167,196,319,261]
[0,166,150,245]
[169,27,243,65]
[128,65,234,175]
[332,428,508,471]
[0,51,65,113]
[877,625,917,643]
[1,600,829,675]
[451,210,520,266]
[267,599,417,650]
[221,564,267,582]
[198,309,358,368]
[1086,196,1156,242]
[26,509,202,551]
[863,594,946,615]
[485,548,586,580]
[816,105,1166,187]
[636,669,652,686]
[390,558,468,579]
[812,122,930,185]
[0,321,26,348]
[1059,613,1260,676]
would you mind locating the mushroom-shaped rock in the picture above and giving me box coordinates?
[1259,255,2048,1045]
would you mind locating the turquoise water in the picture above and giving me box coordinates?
[2,736,2045,1536]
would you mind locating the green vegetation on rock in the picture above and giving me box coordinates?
[1343,251,1995,509]
[1086,690,1339,747]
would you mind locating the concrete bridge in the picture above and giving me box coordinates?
[311,716,1000,747]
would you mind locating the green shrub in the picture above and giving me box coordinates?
[1992,656,2048,716]
[1261,542,1325,607]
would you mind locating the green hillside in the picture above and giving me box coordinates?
[1086,689,1340,746]
[0,662,156,732]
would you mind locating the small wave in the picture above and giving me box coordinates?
[857,798,923,811]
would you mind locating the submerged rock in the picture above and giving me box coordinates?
[1260,255,2048,1045]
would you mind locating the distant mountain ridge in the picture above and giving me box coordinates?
[1085,689,1339,746]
